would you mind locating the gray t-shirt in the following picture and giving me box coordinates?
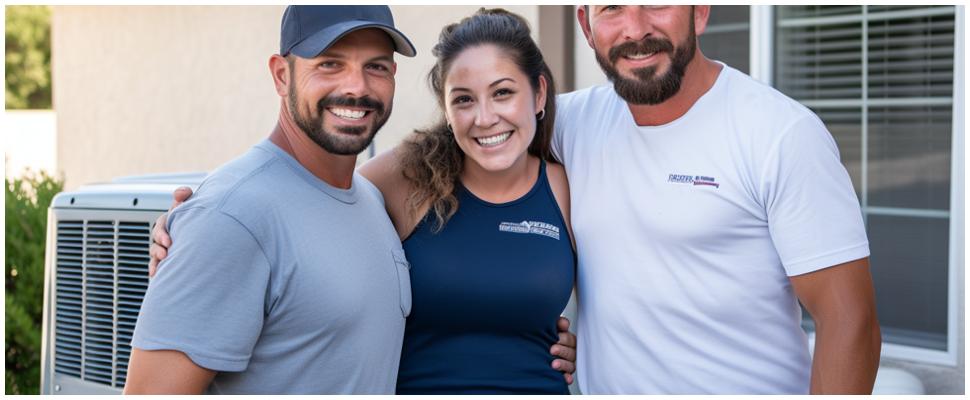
[132,140,411,394]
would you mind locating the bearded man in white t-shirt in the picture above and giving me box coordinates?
[551,5,881,394]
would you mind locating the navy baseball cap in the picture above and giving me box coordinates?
[280,5,416,58]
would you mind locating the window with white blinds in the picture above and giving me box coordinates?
[774,5,956,356]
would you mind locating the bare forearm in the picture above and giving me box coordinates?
[809,318,881,394]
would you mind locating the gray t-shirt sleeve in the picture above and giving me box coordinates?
[131,206,271,372]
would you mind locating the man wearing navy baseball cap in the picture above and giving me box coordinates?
[124,6,418,394]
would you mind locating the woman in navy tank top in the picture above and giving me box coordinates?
[360,9,576,394]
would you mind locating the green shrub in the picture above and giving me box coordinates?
[5,5,52,110]
[5,171,63,394]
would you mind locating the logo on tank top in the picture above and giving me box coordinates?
[498,220,561,240]
[667,174,720,188]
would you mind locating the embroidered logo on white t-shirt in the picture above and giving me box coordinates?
[667,174,720,188]
[498,220,561,240]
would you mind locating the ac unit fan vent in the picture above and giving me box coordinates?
[53,220,151,389]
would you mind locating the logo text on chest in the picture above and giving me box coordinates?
[667,174,720,188]
[498,220,561,240]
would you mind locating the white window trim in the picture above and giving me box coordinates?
[943,4,964,368]
[749,5,773,85]
[753,5,963,367]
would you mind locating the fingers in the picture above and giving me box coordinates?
[149,242,168,263]
[153,213,171,248]
[172,186,193,208]
[551,358,576,374]
[148,257,157,278]
[550,318,578,377]
[557,316,571,333]
[148,243,167,278]
[552,318,578,378]
[550,343,577,364]
[147,186,191,279]
[158,186,191,246]
[557,330,577,349]
[148,186,191,279]
[556,317,577,351]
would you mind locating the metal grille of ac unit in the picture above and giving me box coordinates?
[53,219,150,389]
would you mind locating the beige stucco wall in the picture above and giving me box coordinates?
[51,5,542,190]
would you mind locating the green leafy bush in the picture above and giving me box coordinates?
[5,5,52,110]
[5,171,63,394]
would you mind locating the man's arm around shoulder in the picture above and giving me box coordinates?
[123,348,216,394]
[790,257,881,394]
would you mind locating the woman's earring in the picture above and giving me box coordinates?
[536,110,545,121]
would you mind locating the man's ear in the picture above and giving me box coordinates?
[577,6,595,50]
[269,54,290,97]
[693,6,711,37]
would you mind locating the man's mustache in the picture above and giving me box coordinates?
[317,95,385,116]
[608,37,675,64]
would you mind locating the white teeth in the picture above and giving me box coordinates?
[329,108,367,120]
[475,132,512,147]
[626,52,656,60]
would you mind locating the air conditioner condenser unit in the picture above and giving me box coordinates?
[40,173,204,395]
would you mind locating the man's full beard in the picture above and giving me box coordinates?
[595,21,697,105]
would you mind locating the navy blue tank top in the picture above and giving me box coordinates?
[396,160,576,394]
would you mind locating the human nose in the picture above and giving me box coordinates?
[620,6,655,42]
[474,100,500,128]
[338,67,370,98]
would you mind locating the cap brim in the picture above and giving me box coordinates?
[289,20,416,58]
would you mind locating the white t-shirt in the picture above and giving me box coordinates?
[552,64,870,394]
